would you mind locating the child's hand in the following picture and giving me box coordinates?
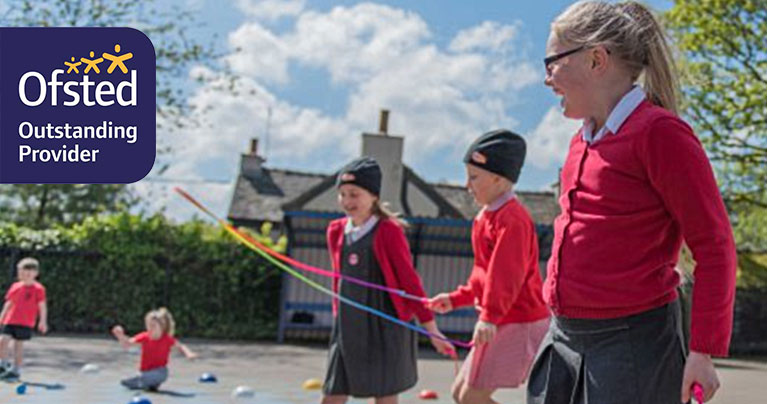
[111,325,125,336]
[473,297,482,312]
[472,321,497,346]
[427,293,453,314]
[681,351,720,403]
[420,320,457,358]
[38,322,48,334]
[187,351,199,361]
[429,334,457,359]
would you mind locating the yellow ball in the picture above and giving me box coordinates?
[302,378,322,391]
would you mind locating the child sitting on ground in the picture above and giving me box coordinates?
[111,307,197,391]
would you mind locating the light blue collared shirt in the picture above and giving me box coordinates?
[344,214,379,244]
[484,189,516,213]
[582,86,646,144]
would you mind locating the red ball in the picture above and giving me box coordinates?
[418,389,438,400]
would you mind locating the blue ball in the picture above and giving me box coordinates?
[130,396,151,404]
[16,383,27,395]
[199,372,218,383]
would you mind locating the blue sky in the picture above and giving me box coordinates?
[135,0,672,220]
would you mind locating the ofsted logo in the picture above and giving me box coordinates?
[18,44,137,107]
[0,28,156,184]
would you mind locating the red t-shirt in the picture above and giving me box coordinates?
[3,281,46,327]
[133,331,177,371]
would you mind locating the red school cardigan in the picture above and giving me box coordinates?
[327,217,435,324]
[545,100,736,356]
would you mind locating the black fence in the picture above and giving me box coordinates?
[277,210,553,342]
[731,287,767,354]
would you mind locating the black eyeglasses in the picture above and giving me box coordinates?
[543,46,585,71]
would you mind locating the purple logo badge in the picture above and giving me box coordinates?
[0,28,156,183]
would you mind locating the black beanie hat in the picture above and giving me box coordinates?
[463,129,526,183]
[336,157,382,196]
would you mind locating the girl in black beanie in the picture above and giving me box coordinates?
[322,157,453,404]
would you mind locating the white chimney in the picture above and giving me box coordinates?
[241,138,265,178]
[361,110,404,212]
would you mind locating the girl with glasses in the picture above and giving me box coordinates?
[531,2,737,403]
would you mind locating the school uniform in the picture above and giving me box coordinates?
[323,215,433,397]
[527,86,737,404]
[450,190,550,389]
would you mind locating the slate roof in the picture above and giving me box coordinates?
[228,166,560,225]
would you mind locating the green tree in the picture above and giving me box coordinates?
[665,0,767,213]
[666,0,767,288]
[0,185,136,228]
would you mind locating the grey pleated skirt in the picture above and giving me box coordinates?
[527,300,687,404]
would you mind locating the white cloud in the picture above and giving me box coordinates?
[449,21,521,53]
[222,3,539,157]
[288,4,432,83]
[163,67,355,180]
[526,106,582,169]
[137,2,546,221]
[236,0,306,21]
[227,23,290,84]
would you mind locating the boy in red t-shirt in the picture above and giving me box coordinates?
[0,257,48,380]
[111,307,197,391]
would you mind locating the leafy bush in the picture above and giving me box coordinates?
[0,213,286,340]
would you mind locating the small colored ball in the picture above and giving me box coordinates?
[199,372,218,383]
[130,396,152,404]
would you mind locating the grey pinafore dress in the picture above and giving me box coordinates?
[323,223,418,397]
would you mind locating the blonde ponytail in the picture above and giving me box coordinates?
[619,2,678,113]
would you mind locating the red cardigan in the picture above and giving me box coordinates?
[449,199,549,325]
[327,217,434,324]
[545,100,736,356]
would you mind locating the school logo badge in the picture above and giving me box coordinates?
[0,28,156,183]
[348,253,359,266]
[471,151,487,164]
